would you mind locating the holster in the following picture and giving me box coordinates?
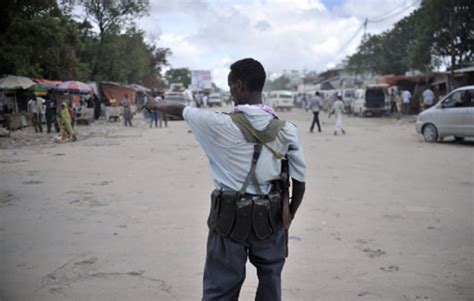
[207,189,282,242]
[207,190,237,237]
[230,197,253,242]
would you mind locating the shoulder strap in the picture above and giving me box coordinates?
[230,112,286,159]
[240,144,263,195]
[231,112,287,195]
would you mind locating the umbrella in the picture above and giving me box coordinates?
[29,82,48,96]
[0,75,36,113]
[0,75,36,90]
[34,79,62,90]
[57,81,93,94]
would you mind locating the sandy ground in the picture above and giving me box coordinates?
[0,107,473,301]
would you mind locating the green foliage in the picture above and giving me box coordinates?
[0,0,83,80]
[76,0,150,79]
[165,68,192,88]
[347,0,473,75]
[0,0,170,87]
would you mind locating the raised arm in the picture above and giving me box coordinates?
[146,100,186,119]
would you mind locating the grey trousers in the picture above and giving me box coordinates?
[202,228,287,301]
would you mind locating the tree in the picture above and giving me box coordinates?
[0,0,170,86]
[77,0,150,79]
[165,68,191,88]
[0,0,84,79]
[347,0,473,78]
[415,0,473,88]
[142,47,172,89]
[264,75,291,91]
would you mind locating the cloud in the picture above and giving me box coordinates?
[255,20,272,31]
[155,33,204,68]
[140,0,420,89]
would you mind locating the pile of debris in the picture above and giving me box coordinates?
[0,128,11,138]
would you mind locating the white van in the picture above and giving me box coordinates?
[351,85,390,116]
[267,90,294,111]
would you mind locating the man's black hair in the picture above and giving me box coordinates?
[229,58,266,92]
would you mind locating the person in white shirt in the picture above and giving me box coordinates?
[402,90,412,114]
[27,97,43,133]
[422,88,435,109]
[147,58,306,301]
[328,94,346,135]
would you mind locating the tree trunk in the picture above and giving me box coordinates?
[448,0,455,92]
[91,31,105,80]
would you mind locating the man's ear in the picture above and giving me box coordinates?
[236,80,243,91]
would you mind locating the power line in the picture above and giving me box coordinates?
[337,20,366,55]
[368,0,420,23]
[337,0,419,55]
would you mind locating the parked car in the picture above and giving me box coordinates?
[207,93,222,107]
[164,92,191,105]
[416,85,474,142]
[351,84,390,116]
[267,90,294,111]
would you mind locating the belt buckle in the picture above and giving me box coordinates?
[236,198,252,208]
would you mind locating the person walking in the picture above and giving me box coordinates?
[422,87,435,110]
[147,58,306,301]
[121,94,133,127]
[328,94,346,135]
[308,91,323,133]
[402,89,412,114]
[28,96,43,133]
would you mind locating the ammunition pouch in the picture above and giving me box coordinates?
[207,189,282,242]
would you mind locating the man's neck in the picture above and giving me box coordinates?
[239,92,262,105]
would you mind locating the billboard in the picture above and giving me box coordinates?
[191,70,212,90]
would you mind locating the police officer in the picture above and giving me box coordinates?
[147,58,306,300]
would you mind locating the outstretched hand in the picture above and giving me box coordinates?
[145,101,156,112]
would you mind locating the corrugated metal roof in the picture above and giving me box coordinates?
[453,66,474,73]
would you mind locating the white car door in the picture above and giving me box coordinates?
[461,89,474,136]
[437,91,465,137]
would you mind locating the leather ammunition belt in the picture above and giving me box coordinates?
[207,189,282,242]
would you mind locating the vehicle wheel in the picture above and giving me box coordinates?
[422,124,438,143]
[454,136,464,142]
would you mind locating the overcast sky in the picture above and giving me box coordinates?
[137,0,420,88]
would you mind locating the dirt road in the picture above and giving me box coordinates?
[1,108,472,300]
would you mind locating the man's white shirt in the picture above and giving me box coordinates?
[183,106,306,195]
[423,89,435,105]
[402,90,412,103]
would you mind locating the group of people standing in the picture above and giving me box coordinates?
[391,87,436,118]
[146,94,168,128]
[27,96,77,141]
